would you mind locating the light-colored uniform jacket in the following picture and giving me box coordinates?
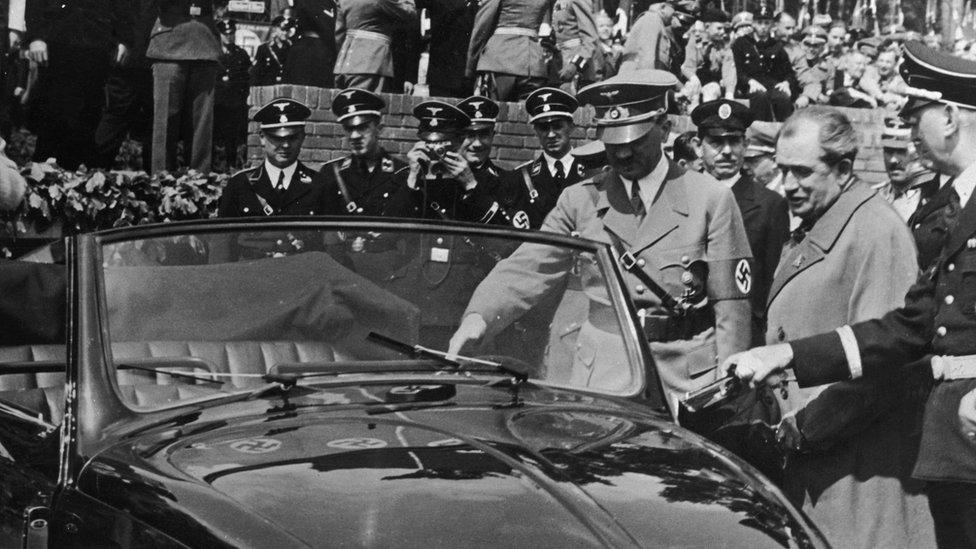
[464,160,753,406]
[618,9,672,73]
[334,0,416,78]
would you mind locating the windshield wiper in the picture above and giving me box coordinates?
[365,332,529,382]
[117,363,224,385]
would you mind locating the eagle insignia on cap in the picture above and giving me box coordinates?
[599,89,619,100]
[469,101,483,110]
[719,103,732,119]
[538,93,552,102]
[340,90,355,99]
[274,102,289,112]
[427,107,442,116]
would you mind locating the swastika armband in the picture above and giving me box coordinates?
[707,257,754,300]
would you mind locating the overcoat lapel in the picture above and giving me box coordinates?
[766,182,874,307]
[731,174,761,217]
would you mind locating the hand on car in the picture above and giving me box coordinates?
[448,314,487,357]
[721,343,794,387]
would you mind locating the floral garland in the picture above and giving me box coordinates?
[5,161,228,237]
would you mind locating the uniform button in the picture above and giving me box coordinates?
[636,258,646,267]
[635,285,646,294]
[243,207,250,213]
[276,239,283,245]
[945,295,955,305]
[948,263,956,272]
[637,308,647,317]
[914,223,921,230]
[681,271,694,285]
[383,192,389,198]
[681,255,690,265]
[309,210,314,214]
[969,238,976,249]
[436,237,444,244]
[936,326,947,337]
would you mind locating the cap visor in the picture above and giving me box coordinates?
[597,122,655,145]
[881,139,910,149]
[339,113,380,127]
[419,130,458,142]
[743,149,772,158]
[261,124,305,137]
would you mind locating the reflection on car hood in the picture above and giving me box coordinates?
[83,383,822,548]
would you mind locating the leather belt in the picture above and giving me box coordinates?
[589,304,681,342]
[931,355,976,380]
[348,29,392,44]
[558,38,583,49]
[494,27,538,37]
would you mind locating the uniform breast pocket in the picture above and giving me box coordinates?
[652,243,706,287]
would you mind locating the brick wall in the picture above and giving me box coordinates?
[248,85,892,185]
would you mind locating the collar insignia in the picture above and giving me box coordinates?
[341,158,352,169]
[382,158,394,172]
[300,172,312,183]
[531,161,542,176]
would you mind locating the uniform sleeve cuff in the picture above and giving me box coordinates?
[789,330,853,387]
[835,325,863,379]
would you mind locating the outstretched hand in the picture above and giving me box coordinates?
[721,343,794,387]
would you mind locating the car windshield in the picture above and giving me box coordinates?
[97,223,647,411]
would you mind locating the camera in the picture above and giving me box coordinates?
[423,141,452,179]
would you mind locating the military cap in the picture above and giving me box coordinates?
[880,117,912,149]
[899,40,976,115]
[691,99,754,135]
[731,11,753,29]
[699,7,731,23]
[812,13,832,27]
[856,36,882,58]
[525,87,578,124]
[576,69,679,145]
[744,121,781,158]
[216,18,236,35]
[752,0,774,20]
[801,25,828,44]
[413,100,470,139]
[331,88,385,125]
[457,96,499,128]
[253,98,311,136]
[571,140,608,171]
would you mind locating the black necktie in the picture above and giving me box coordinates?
[275,170,287,195]
[553,160,565,180]
[630,181,645,216]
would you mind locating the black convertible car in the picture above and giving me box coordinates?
[0,219,826,548]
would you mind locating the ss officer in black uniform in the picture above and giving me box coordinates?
[213,19,252,169]
[691,99,789,345]
[506,87,587,228]
[730,0,796,121]
[250,16,294,86]
[724,43,976,549]
[320,88,414,284]
[393,100,513,347]
[213,98,339,261]
[456,95,534,229]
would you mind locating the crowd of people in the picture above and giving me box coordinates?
[2,0,970,175]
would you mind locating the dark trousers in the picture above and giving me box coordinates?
[151,60,216,174]
[928,481,976,548]
[746,90,794,122]
[94,67,153,170]
[477,73,546,102]
[32,46,110,169]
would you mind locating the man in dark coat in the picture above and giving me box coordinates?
[730,1,795,121]
[26,0,134,169]
[501,87,586,228]
[281,0,336,88]
[146,0,222,174]
[214,98,340,261]
[213,19,251,170]
[250,16,293,86]
[692,99,788,345]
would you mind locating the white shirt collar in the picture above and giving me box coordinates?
[954,160,976,209]
[621,153,670,212]
[264,160,298,190]
[543,151,574,178]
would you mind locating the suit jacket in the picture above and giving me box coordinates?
[498,154,586,229]
[334,0,416,77]
[792,167,976,483]
[766,181,918,442]
[731,173,788,346]
[467,0,551,77]
[214,162,341,260]
[145,0,221,62]
[617,9,671,73]
[464,161,753,401]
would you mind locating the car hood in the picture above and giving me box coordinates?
[83,383,822,548]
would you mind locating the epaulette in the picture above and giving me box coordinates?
[231,165,260,178]
[321,156,347,167]
[515,159,534,171]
